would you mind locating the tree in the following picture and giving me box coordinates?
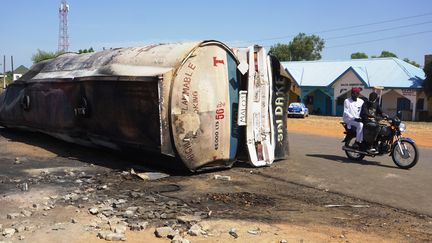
[31,49,64,64]
[373,50,398,58]
[78,47,95,54]
[269,43,291,61]
[269,33,325,61]
[423,60,432,97]
[351,52,368,59]
[403,58,420,68]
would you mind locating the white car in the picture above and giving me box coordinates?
[287,102,309,118]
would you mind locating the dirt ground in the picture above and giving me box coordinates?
[0,124,431,243]
[288,115,432,148]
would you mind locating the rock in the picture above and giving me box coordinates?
[128,221,148,231]
[2,228,15,237]
[145,196,156,202]
[32,203,40,210]
[171,235,191,243]
[155,226,175,238]
[111,225,127,234]
[74,179,83,184]
[188,224,205,236]
[14,157,21,164]
[89,207,99,215]
[280,240,287,243]
[42,212,48,216]
[123,210,135,218]
[176,215,201,224]
[15,225,25,233]
[229,228,238,238]
[0,224,2,230]
[98,231,126,241]
[6,213,20,219]
[20,183,29,191]
[71,218,78,224]
[24,225,36,231]
[126,206,138,212]
[18,235,25,240]
[248,229,259,235]
[214,175,231,181]
[97,185,108,190]
[21,210,32,217]
[167,201,178,207]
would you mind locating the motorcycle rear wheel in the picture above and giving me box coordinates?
[345,137,365,161]
[392,140,418,169]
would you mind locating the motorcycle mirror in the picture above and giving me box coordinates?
[396,110,402,119]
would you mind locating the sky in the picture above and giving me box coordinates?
[0,0,431,70]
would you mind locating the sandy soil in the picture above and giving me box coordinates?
[287,115,432,148]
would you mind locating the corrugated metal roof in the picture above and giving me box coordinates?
[282,58,425,88]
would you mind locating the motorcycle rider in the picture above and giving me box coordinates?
[343,87,364,149]
[360,91,387,153]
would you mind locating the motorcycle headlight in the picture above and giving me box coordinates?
[399,122,406,132]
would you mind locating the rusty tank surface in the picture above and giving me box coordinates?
[0,40,290,171]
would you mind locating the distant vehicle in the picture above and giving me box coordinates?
[287,102,309,118]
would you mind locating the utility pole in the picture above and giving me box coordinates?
[10,56,14,82]
[3,55,5,89]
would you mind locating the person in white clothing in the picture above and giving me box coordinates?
[343,87,364,149]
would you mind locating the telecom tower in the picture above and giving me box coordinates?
[58,0,70,52]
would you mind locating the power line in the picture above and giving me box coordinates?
[326,30,432,48]
[228,12,432,45]
[315,12,432,34]
[326,20,432,40]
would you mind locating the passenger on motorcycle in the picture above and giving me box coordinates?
[343,87,364,150]
[360,92,388,153]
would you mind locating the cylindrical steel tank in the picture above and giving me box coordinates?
[0,40,240,171]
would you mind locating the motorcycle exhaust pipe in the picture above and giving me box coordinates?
[342,146,369,155]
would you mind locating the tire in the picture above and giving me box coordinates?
[391,139,418,169]
[345,137,365,161]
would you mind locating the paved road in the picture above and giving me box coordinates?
[284,132,432,216]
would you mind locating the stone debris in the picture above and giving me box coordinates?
[97,231,126,241]
[89,207,99,215]
[187,224,206,236]
[2,228,15,238]
[21,210,32,217]
[176,215,201,225]
[229,228,238,238]
[214,175,231,181]
[6,213,20,219]
[128,221,148,231]
[171,235,191,243]
[111,224,127,234]
[155,226,176,238]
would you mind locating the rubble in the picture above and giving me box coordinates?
[214,175,231,181]
[2,228,15,238]
[155,226,176,238]
[6,213,20,219]
[89,207,99,215]
[97,231,126,241]
[229,228,238,238]
[187,223,206,236]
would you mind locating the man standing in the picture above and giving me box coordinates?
[343,87,364,149]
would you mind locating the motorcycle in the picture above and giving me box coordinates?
[341,114,419,169]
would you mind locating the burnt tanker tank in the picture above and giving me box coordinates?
[0,40,290,171]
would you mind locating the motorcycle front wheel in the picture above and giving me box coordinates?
[391,139,419,169]
[345,137,365,161]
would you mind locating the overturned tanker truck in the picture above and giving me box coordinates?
[0,40,290,171]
